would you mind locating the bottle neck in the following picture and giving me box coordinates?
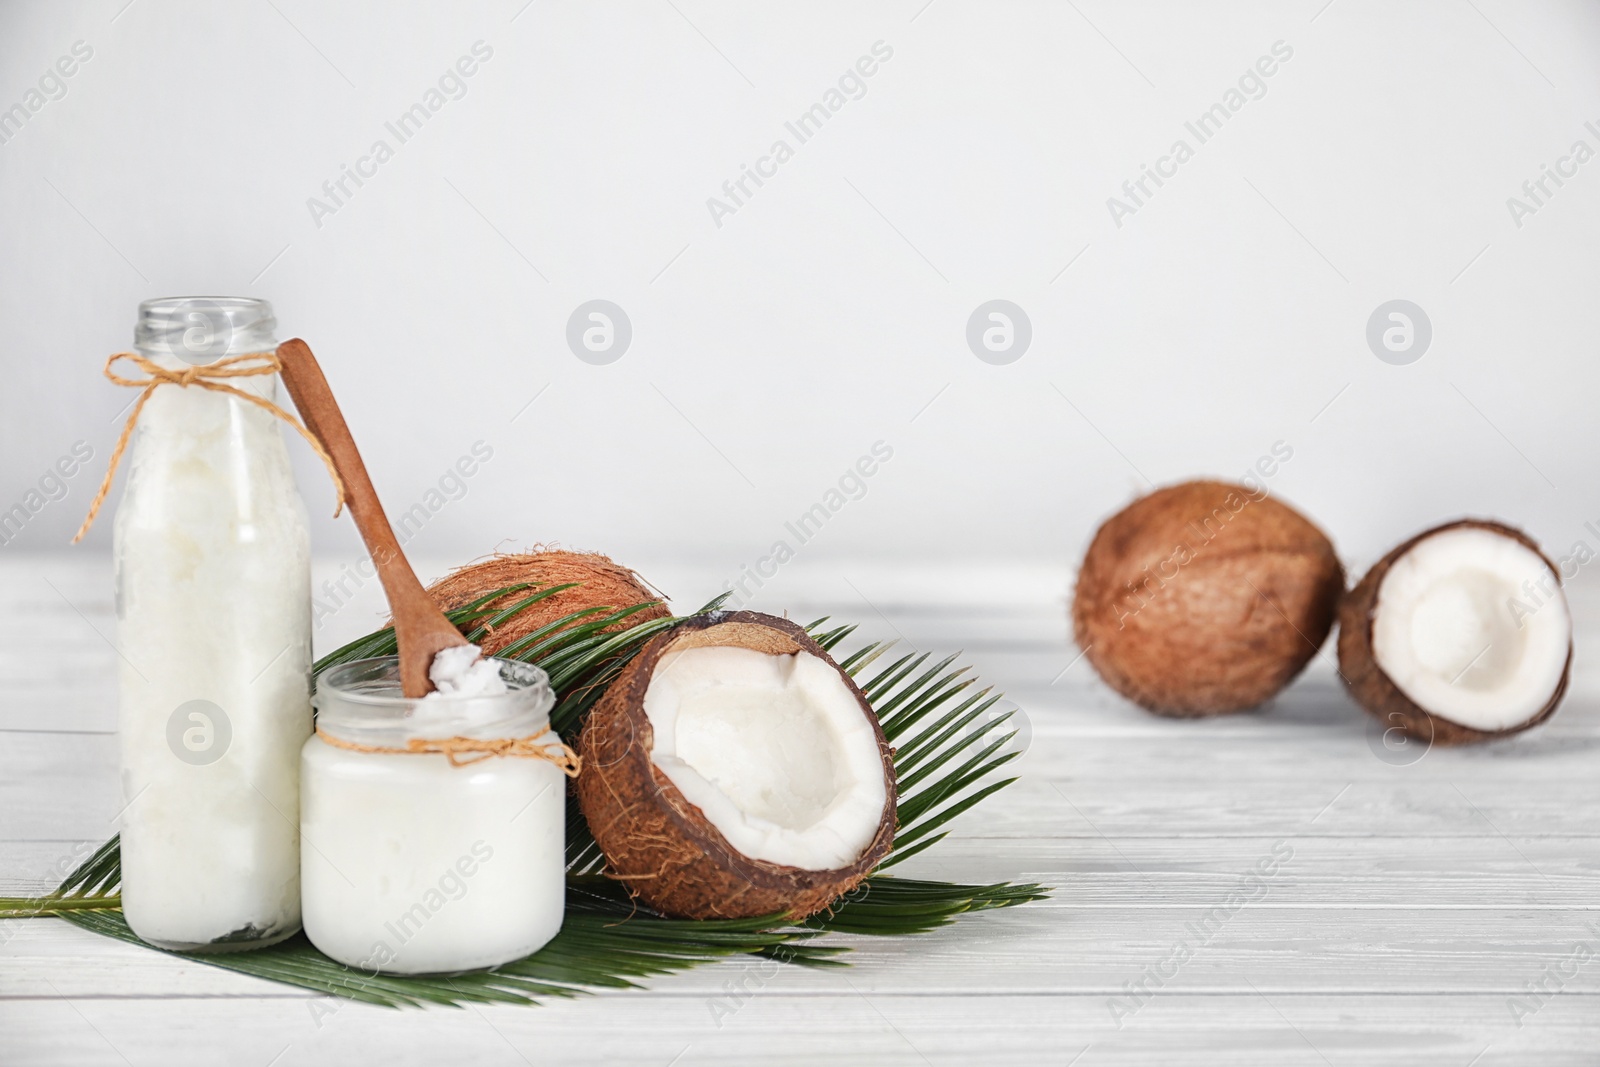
[135,296,278,367]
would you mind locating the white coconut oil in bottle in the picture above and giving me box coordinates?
[114,298,312,951]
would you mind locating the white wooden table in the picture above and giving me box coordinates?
[4,554,1598,1065]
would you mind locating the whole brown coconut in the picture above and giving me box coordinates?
[1337,520,1572,745]
[1073,480,1344,717]
[425,549,669,657]
[576,611,897,921]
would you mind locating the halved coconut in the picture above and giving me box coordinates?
[576,611,895,920]
[1338,520,1572,744]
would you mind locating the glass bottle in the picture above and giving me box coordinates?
[302,656,567,974]
[114,297,311,951]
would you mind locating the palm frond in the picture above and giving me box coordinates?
[808,876,1048,936]
[14,585,1043,1007]
[0,836,123,919]
[58,875,837,1008]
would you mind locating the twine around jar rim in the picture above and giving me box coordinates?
[314,725,583,776]
[73,350,347,543]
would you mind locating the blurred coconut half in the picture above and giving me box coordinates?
[1338,520,1572,744]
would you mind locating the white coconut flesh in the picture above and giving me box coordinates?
[1371,527,1571,732]
[643,646,888,871]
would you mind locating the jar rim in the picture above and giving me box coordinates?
[314,656,554,744]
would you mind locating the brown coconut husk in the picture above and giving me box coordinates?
[425,548,670,657]
[1072,480,1345,717]
[1337,519,1571,745]
[576,611,897,921]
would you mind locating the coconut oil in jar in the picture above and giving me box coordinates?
[301,656,567,974]
[114,297,312,951]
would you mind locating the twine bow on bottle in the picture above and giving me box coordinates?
[73,351,347,543]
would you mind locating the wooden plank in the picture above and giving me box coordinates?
[1,992,1596,1067]
[7,903,1600,998]
[6,831,1600,910]
[9,725,1600,845]
[10,830,1600,909]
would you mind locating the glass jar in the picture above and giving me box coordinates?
[302,657,568,975]
[114,297,311,951]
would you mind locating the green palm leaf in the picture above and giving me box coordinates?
[4,586,1045,1006]
[0,836,123,919]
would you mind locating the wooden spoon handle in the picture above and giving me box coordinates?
[276,338,467,697]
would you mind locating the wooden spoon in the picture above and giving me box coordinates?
[276,338,469,698]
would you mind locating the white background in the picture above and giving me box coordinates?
[3,0,1599,616]
[7,9,1600,1061]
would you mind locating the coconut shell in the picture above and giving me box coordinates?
[1072,480,1344,717]
[424,549,669,657]
[1337,519,1572,745]
[576,611,896,921]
